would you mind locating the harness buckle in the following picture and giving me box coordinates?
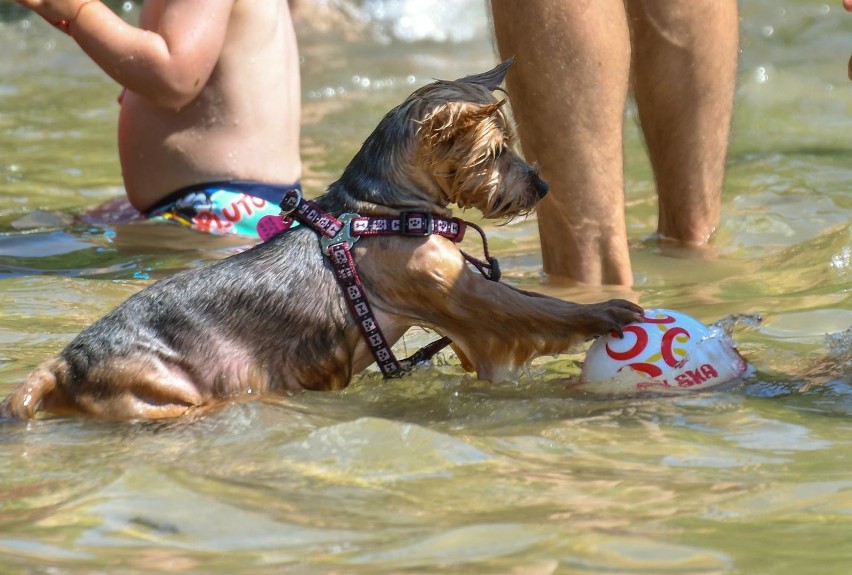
[279,188,303,215]
[320,213,360,254]
[399,211,433,236]
[449,218,466,243]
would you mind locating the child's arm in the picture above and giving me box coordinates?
[16,0,235,109]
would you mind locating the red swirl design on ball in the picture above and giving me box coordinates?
[605,325,648,361]
[624,362,664,377]
[641,313,677,324]
[661,326,690,367]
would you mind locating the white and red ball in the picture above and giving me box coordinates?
[580,309,750,393]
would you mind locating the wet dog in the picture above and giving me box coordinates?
[0,60,643,420]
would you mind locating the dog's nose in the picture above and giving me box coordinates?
[532,173,549,198]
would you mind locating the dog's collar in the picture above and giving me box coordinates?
[260,187,499,379]
[258,189,467,245]
[267,188,500,280]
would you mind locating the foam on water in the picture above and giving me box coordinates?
[359,0,488,43]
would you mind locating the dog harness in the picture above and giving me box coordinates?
[257,188,500,378]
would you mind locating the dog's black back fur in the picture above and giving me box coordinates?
[61,224,351,395]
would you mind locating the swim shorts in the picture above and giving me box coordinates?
[144,181,301,239]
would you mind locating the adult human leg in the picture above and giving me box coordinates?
[490,0,633,285]
[625,0,738,245]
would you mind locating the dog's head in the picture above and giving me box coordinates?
[335,60,548,220]
[413,59,548,219]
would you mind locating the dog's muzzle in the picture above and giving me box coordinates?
[529,169,549,199]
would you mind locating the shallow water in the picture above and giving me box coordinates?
[1,1,851,573]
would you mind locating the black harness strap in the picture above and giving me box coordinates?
[399,335,454,370]
[326,240,402,377]
[269,189,498,378]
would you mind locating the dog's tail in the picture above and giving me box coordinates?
[0,359,69,420]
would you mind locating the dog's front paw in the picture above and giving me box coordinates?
[578,299,644,339]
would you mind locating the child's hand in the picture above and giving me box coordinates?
[15,0,94,31]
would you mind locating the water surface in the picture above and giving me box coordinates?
[1,1,851,573]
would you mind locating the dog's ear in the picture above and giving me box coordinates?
[420,99,507,144]
[456,100,507,135]
[455,58,513,91]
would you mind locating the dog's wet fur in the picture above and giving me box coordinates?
[1,60,643,420]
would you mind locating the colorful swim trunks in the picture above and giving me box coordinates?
[145,181,301,238]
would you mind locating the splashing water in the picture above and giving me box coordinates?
[708,313,764,349]
[359,0,488,43]
[826,326,852,364]
[826,326,852,352]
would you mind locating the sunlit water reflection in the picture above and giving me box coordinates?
[1,0,851,573]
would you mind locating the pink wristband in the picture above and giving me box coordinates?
[53,0,98,35]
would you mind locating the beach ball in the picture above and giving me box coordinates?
[580,309,750,393]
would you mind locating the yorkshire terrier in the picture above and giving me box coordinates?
[1,60,643,420]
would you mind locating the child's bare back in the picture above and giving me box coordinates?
[16,0,302,218]
[118,0,302,211]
